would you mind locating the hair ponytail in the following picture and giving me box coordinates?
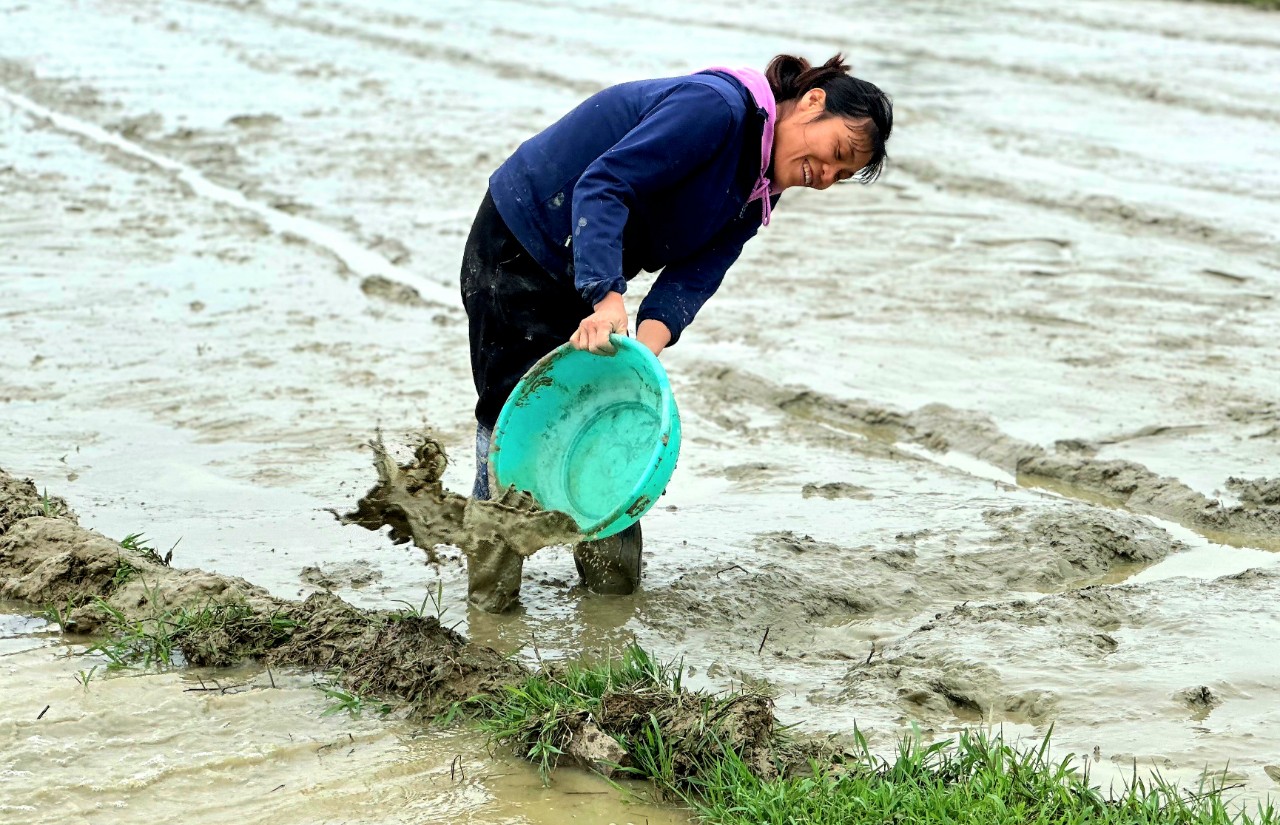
[764,53,893,183]
[764,54,809,100]
[765,53,851,101]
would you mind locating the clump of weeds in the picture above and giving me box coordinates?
[316,676,392,719]
[119,532,178,566]
[74,666,98,689]
[473,644,679,782]
[39,488,62,518]
[83,579,298,671]
[389,580,453,625]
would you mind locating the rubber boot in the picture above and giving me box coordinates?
[573,522,643,595]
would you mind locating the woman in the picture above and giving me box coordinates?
[461,54,892,598]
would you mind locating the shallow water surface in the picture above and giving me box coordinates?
[0,611,686,824]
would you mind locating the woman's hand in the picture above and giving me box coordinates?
[570,291,628,354]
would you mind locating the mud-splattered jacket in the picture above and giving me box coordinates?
[488,71,778,345]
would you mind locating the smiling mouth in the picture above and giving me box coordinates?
[802,159,813,187]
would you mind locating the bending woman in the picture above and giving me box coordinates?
[461,53,892,601]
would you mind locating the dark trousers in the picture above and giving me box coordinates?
[460,191,591,434]
[460,191,643,592]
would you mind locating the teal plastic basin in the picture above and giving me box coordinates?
[490,335,681,539]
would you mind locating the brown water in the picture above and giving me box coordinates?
[3,0,1280,816]
[0,608,686,824]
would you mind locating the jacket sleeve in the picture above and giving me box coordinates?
[572,84,737,307]
[636,198,774,346]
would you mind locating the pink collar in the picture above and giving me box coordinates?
[704,67,777,226]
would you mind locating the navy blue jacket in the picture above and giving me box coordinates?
[489,71,778,345]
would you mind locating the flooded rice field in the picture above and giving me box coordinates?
[3,0,1279,820]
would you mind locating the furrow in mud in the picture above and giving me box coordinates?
[437,0,1280,125]
[889,46,1280,127]
[698,366,1280,547]
[891,157,1273,258]
[640,506,1185,644]
[180,0,600,95]
[0,79,457,310]
[982,2,1280,50]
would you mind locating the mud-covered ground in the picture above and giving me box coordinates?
[3,0,1279,817]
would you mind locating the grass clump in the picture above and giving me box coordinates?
[474,645,1277,825]
[686,728,1276,825]
[316,678,393,719]
[39,488,62,518]
[86,591,299,671]
[120,532,177,566]
[472,644,677,779]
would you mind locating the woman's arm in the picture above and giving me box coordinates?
[570,84,738,308]
[634,203,768,349]
[636,319,672,357]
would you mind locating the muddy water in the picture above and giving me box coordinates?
[3,0,1280,815]
[0,607,685,825]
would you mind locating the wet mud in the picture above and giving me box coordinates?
[839,586,1132,724]
[337,435,580,613]
[359,274,432,308]
[647,505,1183,639]
[701,367,1280,545]
[837,568,1280,746]
[300,559,382,589]
[1227,476,1280,507]
[0,466,522,706]
[3,0,1280,808]
[1018,456,1280,541]
[0,467,791,788]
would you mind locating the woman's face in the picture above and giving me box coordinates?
[771,89,873,191]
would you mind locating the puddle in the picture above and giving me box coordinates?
[0,610,685,825]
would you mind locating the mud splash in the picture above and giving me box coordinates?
[336,435,580,613]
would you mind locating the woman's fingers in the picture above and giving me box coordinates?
[586,320,611,354]
[593,324,616,354]
[569,310,626,353]
[570,320,596,351]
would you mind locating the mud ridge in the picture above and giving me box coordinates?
[700,366,1280,545]
[185,0,599,95]
[1,64,459,311]
[893,158,1270,257]
[646,504,1182,645]
[0,460,524,706]
[481,0,1280,124]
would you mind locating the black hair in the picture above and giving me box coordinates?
[765,53,892,183]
